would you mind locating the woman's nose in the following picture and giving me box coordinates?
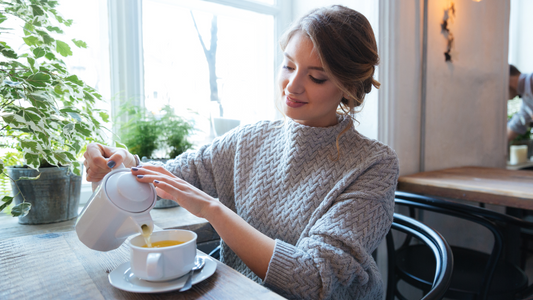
[285,72,305,95]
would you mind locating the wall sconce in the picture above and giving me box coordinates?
[441,2,455,62]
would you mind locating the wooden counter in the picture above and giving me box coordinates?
[397,166,533,210]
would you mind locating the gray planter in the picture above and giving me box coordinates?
[141,157,179,209]
[7,166,82,225]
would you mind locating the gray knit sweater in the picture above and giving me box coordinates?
[160,115,399,300]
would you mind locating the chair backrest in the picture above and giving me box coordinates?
[394,191,533,299]
[386,213,454,300]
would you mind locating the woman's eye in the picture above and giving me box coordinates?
[282,65,294,71]
[310,76,327,84]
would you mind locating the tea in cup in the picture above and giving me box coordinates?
[129,229,197,281]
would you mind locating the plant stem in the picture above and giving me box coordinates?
[3,171,26,204]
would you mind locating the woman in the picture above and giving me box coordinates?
[84,5,399,299]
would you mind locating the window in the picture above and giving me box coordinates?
[109,0,290,150]
[142,0,276,147]
[56,0,111,202]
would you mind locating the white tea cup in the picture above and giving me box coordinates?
[129,229,197,281]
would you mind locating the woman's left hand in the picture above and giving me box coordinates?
[131,165,216,218]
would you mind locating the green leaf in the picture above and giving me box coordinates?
[72,39,87,48]
[0,197,13,212]
[74,123,91,137]
[54,152,70,165]
[63,151,77,161]
[46,26,63,34]
[56,40,72,57]
[99,112,109,123]
[1,47,18,59]
[23,36,40,47]
[20,140,39,152]
[65,75,82,85]
[30,5,45,16]
[27,57,35,69]
[28,92,52,106]
[54,84,64,95]
[41,33,54,45]
[26,72,51,87]
[11,202,31,217]
[59,107,79,114]
[24,153,40,170]
[23,108,43,123]
[71,161,82,176]
[16,174,41,181]
[45,52,56,60]
[2,114,25,127]
[24,22,35,33]
[33,47,46,58]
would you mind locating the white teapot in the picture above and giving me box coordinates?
[76,164,157,251]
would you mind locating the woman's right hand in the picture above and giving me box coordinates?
[83,143,136,182]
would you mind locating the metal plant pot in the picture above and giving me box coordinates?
[7,166,82,225]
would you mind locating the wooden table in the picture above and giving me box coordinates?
[0,206,285,299]
[397,166,533,210]
[0,231,285,300]
[397,166,533,265]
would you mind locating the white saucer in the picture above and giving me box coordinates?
[108,253,217,293]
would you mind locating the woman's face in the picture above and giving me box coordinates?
[279,31,344,127]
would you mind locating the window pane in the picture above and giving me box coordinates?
[57,0,111,103]
[56,0,111,201]
[142,0,275,148]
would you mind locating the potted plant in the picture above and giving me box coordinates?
[0,0,108,223]
[508,99,533,162]
[117,104,194,208]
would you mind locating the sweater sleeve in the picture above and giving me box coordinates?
[263,150,399,300]
[148,129,239,199]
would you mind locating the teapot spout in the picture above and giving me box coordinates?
[114,212,154,240]
[134,213,155,236]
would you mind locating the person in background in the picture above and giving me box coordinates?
[508,64,533,142]
[83,5,399,300]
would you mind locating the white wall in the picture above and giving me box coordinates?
[292,1,380,140]
[509,0,533,72]
[423,0,509,171]
[380,0,509,175]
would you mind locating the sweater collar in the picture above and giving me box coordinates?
[286,114,353,145]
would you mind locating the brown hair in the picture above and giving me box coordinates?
[279,5,380,158]
[510,64,521,77]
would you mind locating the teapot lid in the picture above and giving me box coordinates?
[105,170,155,212]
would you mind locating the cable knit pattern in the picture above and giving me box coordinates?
[155,115,399,300]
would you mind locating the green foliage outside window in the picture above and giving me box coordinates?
[117,104,194,160]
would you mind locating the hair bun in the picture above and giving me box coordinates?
[363,77,374,94]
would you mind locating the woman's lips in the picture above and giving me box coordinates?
[285,96,307,108]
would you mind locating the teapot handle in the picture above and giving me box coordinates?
[91,163,126,192]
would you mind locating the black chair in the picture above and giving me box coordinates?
[394,191,533,300]
[386,213,454,300]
